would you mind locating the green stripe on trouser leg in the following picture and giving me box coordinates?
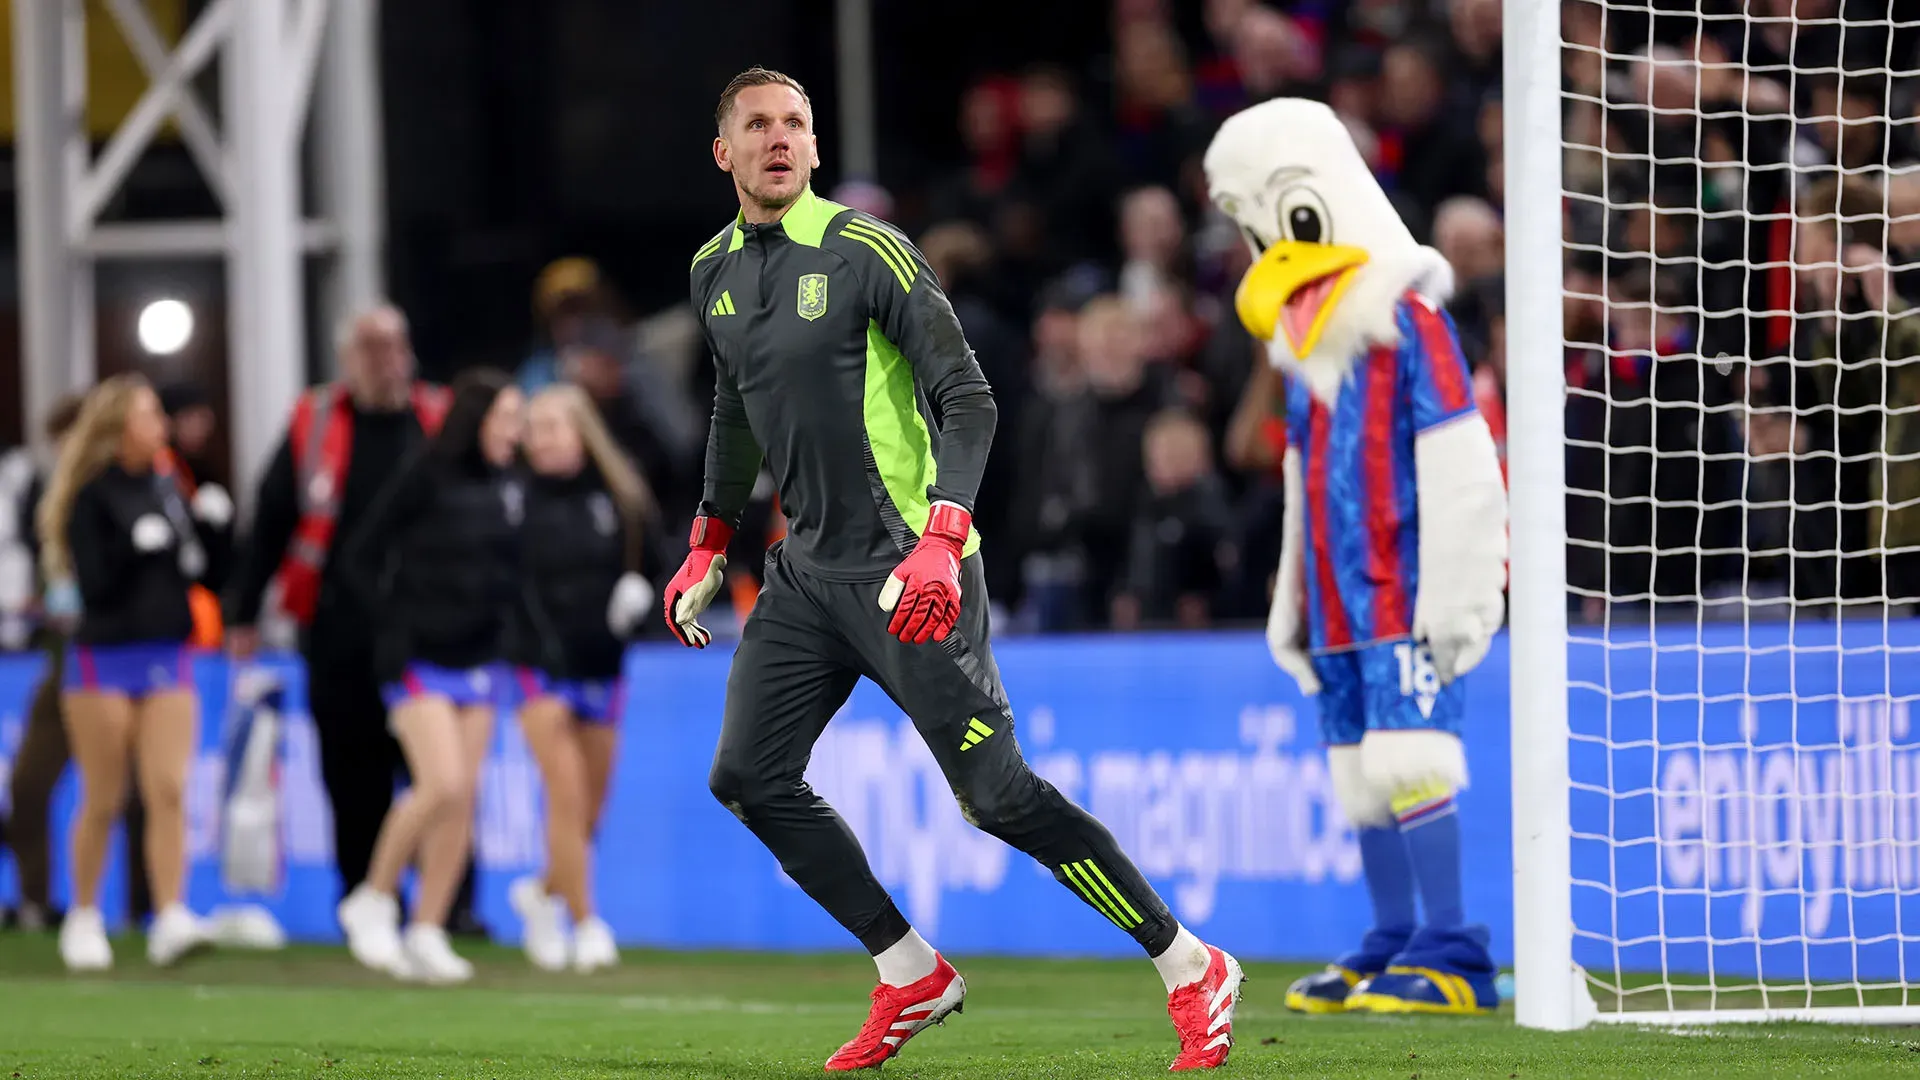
[1062,862,1130,929]
[1082,861,1145,927]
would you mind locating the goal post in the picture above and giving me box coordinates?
[1504,0,1582,1035]
[1505,0,1920,1029]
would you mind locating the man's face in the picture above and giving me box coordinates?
[1379,48,1440,127]
[1121,188,1183,267]
[716,84,819,213]
[345,310,414,403]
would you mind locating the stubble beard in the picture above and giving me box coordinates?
[743,164,810,215]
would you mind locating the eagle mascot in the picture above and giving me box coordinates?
[1205,98,1510,1015]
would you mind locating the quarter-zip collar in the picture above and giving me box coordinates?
[729,186,840,251]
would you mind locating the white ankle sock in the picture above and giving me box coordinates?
[1151,924,1212,992]
[873,928,939,987]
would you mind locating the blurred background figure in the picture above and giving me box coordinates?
[38,375,231,971]
[508,384,658,974]
[1111,408,1235,631]
[224,305,452,915]
[4,395,96,933]
[157,382,223,491]
[517,257,614,396]
[332,370,524,985]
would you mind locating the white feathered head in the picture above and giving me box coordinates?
[1203,98,1452,369]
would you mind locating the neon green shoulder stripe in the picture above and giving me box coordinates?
[690,224,733,270]
[836,214,920,292]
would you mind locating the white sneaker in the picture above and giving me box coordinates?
[336,885,404,975]
[509,875,569,972]
[570,916,619,973]
[147,904,212,967]
[208,904,288,950]
[59,907,113,972]
[402,923,474,985]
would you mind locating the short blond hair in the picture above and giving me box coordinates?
[716,67,812,134]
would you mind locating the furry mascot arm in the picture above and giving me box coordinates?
[1405,303,1509,685]
[1268,443,1321,695]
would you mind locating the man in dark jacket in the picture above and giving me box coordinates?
[224,305,480,919]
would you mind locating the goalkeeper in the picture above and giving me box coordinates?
[665,67,1243,1072]
[1203,99,1510,1015]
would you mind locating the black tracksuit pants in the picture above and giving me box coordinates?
[304,628,401,901]
[708,542,1178,957]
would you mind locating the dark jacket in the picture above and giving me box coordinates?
[68,463,231,646]
[336,448,522,683]
[224,400,433,654]
[513,466,639,681]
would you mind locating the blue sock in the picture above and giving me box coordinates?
[1401,800,1464,929]
[1357,825,1417,937]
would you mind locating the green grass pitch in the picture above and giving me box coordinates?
[0,934,1914,1078]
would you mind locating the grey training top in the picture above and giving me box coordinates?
[690,186,993,582]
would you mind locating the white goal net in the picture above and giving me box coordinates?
[1505,0,1920,1028]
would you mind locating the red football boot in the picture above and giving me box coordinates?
[1166,945,1246,1071]
[823,955,968,1072]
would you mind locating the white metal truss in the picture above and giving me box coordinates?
[11,0,385,499]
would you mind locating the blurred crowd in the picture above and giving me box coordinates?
[501,0,1524,635]
[12,0,1920,642]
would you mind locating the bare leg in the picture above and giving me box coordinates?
[575,721,619,919]
[132,688,198,911]
[364,696,465,898]
[519,698,590,920]
[61,692,134,909]
[411,704,494,928]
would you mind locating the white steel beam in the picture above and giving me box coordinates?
[100,0,229,206]
[225,0,306,501]
[82,220,340,260]
[72,0,232,238]
[10,0,382,500]
[311,0,387,377]
[13,0,94,451]
[284,0,332,146]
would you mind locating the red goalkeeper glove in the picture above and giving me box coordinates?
[663,514,733,648]
[877,501,970,645]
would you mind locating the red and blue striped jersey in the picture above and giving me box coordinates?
[1284,294,1478,655]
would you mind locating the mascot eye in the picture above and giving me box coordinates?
[1288,206,1323,243]
[1277,187,1332,245]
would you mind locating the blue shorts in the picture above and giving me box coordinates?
[380,661,505,711]
[1310,640,1466,746]
[64,642,191,700]
[514,667,622,725]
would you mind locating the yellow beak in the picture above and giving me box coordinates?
[1233,241,1370,356]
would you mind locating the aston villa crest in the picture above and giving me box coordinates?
[797,273,828,321]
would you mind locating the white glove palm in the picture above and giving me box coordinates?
[191,483,234,529]
[1412,416,1509,684]
[606,572,656,638]
[1267,593,1320,696]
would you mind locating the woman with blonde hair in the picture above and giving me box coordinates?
[507,382,658,971]
[38,373,232,971]
[332,368,526,984]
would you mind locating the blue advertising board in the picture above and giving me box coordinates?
[0,624,1914,981]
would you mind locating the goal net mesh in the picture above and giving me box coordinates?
[1558,0,1920,1016]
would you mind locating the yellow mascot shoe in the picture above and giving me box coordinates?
[1345,965,1498,1015]
[1284,964,1371,1014]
